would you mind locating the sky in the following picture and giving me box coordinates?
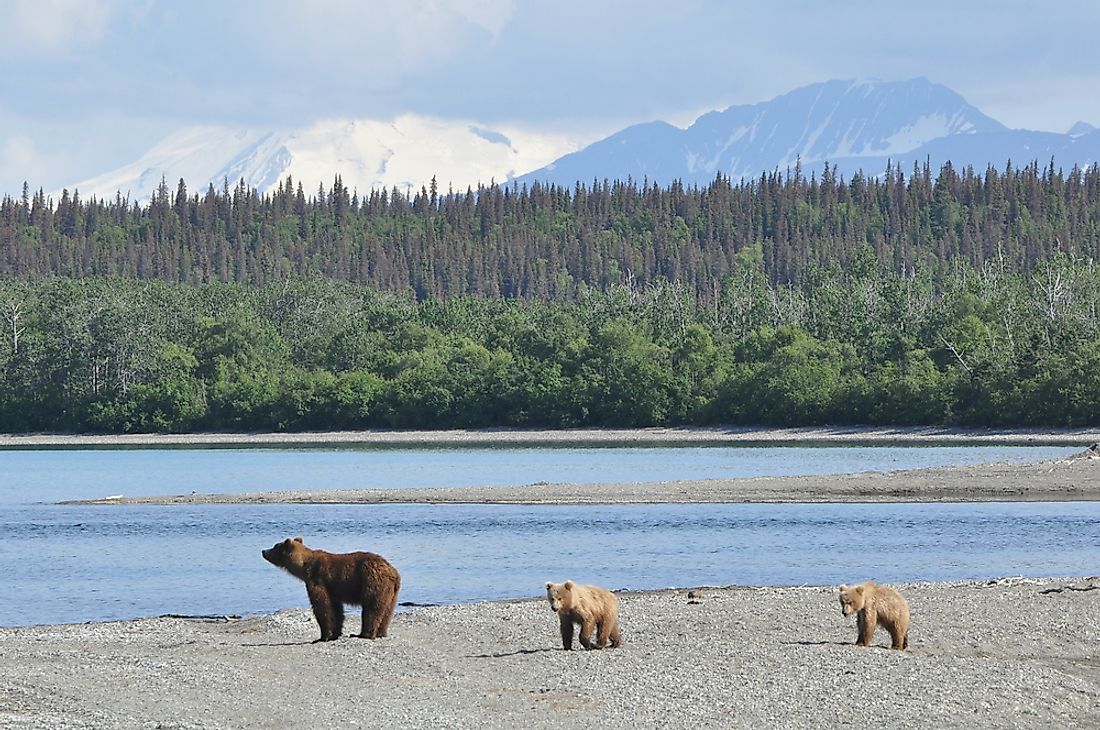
[2,0,1099,197]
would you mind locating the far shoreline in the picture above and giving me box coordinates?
[4,424,1100,449]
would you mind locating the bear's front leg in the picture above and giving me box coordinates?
[856,610,876,647]
[332,601,345,639]
[559,616,575,650]
[307,582,340,642]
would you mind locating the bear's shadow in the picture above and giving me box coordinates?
[241,640,326,647]
[468,647,556,658]
[780,640,853,647]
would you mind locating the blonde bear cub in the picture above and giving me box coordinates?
[838,581,910,650]
[545,580,622,650]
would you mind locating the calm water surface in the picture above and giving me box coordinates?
[0,443,1080,503]
[0,444,1093,627]
[3,501,1098,628]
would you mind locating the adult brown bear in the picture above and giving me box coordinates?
[263,537,401,642]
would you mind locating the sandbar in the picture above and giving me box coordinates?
[60,436,1100,505]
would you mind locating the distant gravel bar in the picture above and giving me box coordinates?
[4,424,1100,448]
[66,446,1100,505]
[1,579,1098,728]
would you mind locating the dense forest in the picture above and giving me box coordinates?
[1,255,1097,432]
[2,160,1099,300]
[2,160,1098,432]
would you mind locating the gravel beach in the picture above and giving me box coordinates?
[1,579,1098,728]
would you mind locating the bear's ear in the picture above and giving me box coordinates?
[563,580,574,590]
[545,581,554,590]
[839,584,848,592]
[292,536,304,543]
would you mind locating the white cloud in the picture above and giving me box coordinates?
[0,110,174,196]
[0,0,126,59]
[0,135,56,191]
[446,0,515,38]
[254,0,516,79]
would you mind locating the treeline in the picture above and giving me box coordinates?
[1,258,1097,433]
[2,160,1099,299]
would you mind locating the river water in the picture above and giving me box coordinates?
[1,444,1095,627]
[0,443,1082,503]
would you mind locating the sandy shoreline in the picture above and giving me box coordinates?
[5,424,1100,449]
[2,579,1097,728]
[13,424,1094,506]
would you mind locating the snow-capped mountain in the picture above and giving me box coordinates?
[64,116,581,203]
[62,78,1100,203]
[517,78,1100,187]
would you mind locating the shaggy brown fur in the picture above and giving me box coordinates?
[545,580,622,650]
[262,537,401,642]
[838,581,910,650]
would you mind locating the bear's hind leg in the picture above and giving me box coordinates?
[596,619,619,649]
[375,589,397,638]
[356,579,398,638]
[890,623,908,651]
[578,618,597,650]
[356,594,381,638]
[594,620,609,648]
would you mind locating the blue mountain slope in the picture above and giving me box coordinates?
[817,127,1100,181]
[516,78,1095,187]
[531,120,685,186]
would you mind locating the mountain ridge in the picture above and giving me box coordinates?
[517,77,1094,187]
[58,78,1099,203]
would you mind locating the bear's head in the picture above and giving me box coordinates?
[838,584,866,616]
[545,580,575,613]
[263,536,310,577]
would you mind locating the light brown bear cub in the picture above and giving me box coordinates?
[263,537,401,643]
[545,580,622,650]
[838,581,909,650]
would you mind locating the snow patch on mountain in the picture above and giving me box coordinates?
[880,113,967,155]
[62,115,581,203]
